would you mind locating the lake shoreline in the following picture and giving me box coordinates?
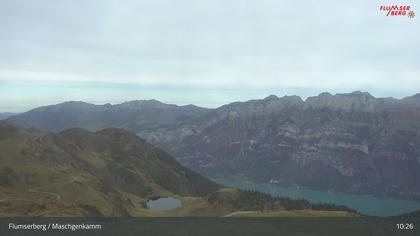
[210,177,420,217]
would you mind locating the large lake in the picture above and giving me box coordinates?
[211,177,420,217]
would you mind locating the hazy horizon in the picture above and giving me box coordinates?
[2,90,419,114]
[1,0,419,112]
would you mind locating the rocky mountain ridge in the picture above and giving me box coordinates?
[137,92,420,200]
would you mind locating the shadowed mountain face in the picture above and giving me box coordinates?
[7,92,420,201]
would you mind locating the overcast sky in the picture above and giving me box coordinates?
[0,0,419,112]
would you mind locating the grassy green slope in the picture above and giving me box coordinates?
[0,121,221,216]
[0,121,359,217]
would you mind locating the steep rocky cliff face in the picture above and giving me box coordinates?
[138,92,420,200]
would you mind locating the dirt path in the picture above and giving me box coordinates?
[26,167,73,201]
[222,211,258,217]
[28,188,61,201]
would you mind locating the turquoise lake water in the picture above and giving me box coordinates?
[211,177,420,217]
[147,197,182,211]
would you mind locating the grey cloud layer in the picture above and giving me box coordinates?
[0,0,419,111]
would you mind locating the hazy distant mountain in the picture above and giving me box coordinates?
[0,121,354,216]
[7,100,209,132]
[0,112,17,120]
[7,92,420,201]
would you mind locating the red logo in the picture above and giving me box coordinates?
[408,10,415,18]
[379,5,415,18]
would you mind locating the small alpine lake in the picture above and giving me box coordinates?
[211,177,420,217]
[146,197,182,211]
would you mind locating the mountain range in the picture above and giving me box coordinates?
[6,100,209,133]
[0,121,355,216]
[6,91,420,201]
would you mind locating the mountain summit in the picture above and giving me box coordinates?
[305,91,376,111]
